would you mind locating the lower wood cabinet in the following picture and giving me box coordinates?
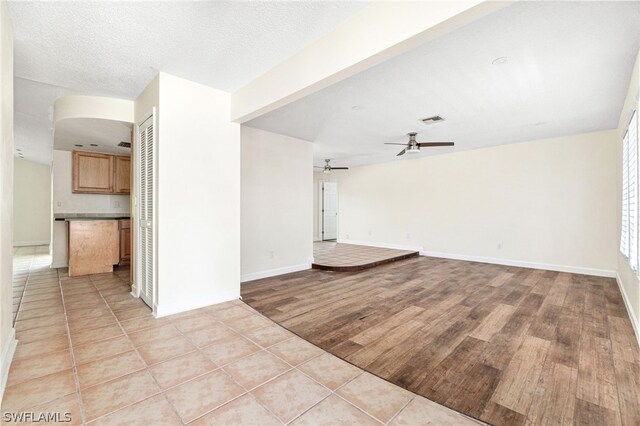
[119,219,131,266]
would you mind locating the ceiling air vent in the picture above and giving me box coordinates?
[421,115,445,125]
[118,141,131,148]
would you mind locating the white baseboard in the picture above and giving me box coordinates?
[420,250,617,278]
[337,239,424,253]
[615,273,640,347]
[13,240,50,247]
[241,262,311,283]
[154,289,241,318]
[0,328,17,401]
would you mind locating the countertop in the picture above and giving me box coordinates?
[54,213,130,221]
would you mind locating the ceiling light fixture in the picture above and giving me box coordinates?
[492,56,509,65]
[406,145,421,154]
[351,105,362,111]
[75,144,83,147]
[90,144,98,147]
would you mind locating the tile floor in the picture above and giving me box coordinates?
[312,242,418,270]
[3,248,481,425]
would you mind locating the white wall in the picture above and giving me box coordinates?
[13,158,51,246]
[241,126,313,281]
[616,49,640,342]
[334,130,618,277]
[54,95,134,123]
[153,72,240,316]
[0,0,15,399]
[52,150,130,214]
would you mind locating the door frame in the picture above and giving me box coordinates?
[132,108,158,313]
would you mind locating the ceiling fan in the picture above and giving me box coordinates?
[314,159,349,173]
[385,132,454,156]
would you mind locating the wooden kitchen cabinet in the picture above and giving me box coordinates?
[72,150,131,195]
[72,151,114,194]
[114,156,131,194]
[68,220,119,277]
[119,219,131,265]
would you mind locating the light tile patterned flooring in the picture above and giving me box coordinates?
[3,248,481,425]
[313,242,418,269]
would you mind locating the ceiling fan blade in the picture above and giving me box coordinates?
[384,143,409,146]
[331,167,349,170]
[396,149,406,156]
[418,142,455,147]
[313,166,324,168]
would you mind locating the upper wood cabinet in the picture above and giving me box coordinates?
[114,156,131,194]
[72,151,114,194]
[72,150,131,195]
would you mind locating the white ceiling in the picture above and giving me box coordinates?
[245,1,640,167]
[8,0,367,164]
[14,78,75,164]
[54,118,133,157]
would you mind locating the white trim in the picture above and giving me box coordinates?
[0,328,17,401]
[154,289,241,318]
[241,262,311,283]
[50,260,68,269]
[337,239,424,253]
[420,250,617,278]
[616,273,640,347]
[12,240,50,247]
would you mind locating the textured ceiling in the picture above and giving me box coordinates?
[9,0,367,163]
[245,1,640,167]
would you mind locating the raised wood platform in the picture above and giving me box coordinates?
[242,256,640,425]
[312,242,419,272]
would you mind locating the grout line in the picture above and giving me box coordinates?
[57,267,88,425]
[85,273,179,425]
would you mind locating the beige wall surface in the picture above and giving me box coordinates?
[13,158,51,246]
[616,49,640,341]
[0,0,15,398]
[333,129,618,277]
[154,72,240,316]
[241,126,313,279]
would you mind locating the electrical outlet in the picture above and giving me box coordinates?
[497,242,503,250]
[56,201,63,208]
[406,233,411,240]
[346,234,350,239]
[269,251,275,259]
[112,200,121,209]
[368,230,372,236]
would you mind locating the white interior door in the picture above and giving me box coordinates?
[322,182,338,240]
[137,113,156,308]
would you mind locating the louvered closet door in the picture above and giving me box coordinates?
[138,115,155,308]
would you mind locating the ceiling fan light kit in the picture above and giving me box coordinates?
[384,132,455,156]
[315,158,349,173]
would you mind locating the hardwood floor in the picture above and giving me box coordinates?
[241,256,640,425]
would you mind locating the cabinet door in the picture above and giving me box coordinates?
[119,228,131,265]
[114,156,131,194]
[72,151,114,194]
